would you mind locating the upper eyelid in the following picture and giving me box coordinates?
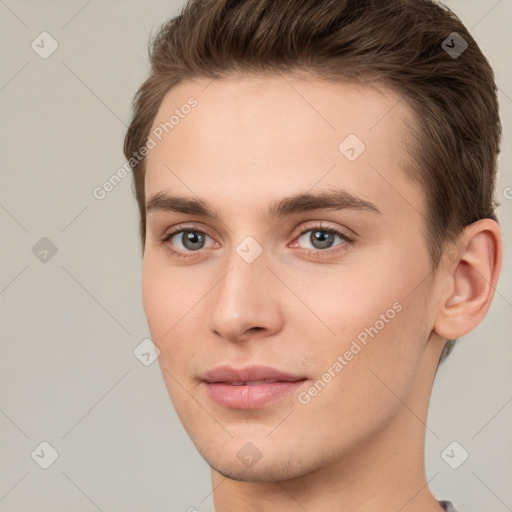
[163,223,216,241]
[163,221,348,234]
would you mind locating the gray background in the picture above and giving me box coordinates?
[1,1,511,511]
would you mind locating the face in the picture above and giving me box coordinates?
[142,74,440,482]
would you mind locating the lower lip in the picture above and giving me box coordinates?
[203,381,307,410]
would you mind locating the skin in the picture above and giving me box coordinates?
[141,74,502,511]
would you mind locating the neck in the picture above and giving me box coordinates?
[211,337,446,512]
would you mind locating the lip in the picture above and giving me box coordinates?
[201,365,308,410]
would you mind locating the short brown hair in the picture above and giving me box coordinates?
[124,0,501,361]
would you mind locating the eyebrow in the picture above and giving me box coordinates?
[145,189,381,220]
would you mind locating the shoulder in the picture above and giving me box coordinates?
[439,500,459,512]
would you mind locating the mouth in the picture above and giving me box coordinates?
[221,379,295,386]
[200,365,308,410]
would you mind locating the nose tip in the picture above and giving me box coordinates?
[207,258,284,344]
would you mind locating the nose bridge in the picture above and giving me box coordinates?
[207,236,283,341]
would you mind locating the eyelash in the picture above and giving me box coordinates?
[159,223,355,260]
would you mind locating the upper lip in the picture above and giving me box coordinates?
[201,365,307,384]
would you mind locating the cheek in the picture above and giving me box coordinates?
[293,290,429,448]
[291,248,431,386]
[142,255,184,366]
[330,266,430,372]
[141,253,198,338]
[279,259,405,347]
[142,239,431,366]
[141,253,209,380]
[141,257,169,340]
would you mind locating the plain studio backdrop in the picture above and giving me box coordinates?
[1,1,511,511]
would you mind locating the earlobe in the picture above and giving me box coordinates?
[434,219,502,340]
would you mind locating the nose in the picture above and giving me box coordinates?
[207,247,284,344]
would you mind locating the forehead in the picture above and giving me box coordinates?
[145,74,422,221]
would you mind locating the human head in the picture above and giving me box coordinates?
[123,0,503,495]
[124,0,501,363]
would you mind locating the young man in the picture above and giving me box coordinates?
[123,0,503,510]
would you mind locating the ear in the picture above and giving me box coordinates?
[434,219,503,340]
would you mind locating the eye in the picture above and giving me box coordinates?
[292,224,354,258]
[159,223,354,260]
[160,228,216,257]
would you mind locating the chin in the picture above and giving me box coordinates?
[211,465,274,482]
[200,446,321,483]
